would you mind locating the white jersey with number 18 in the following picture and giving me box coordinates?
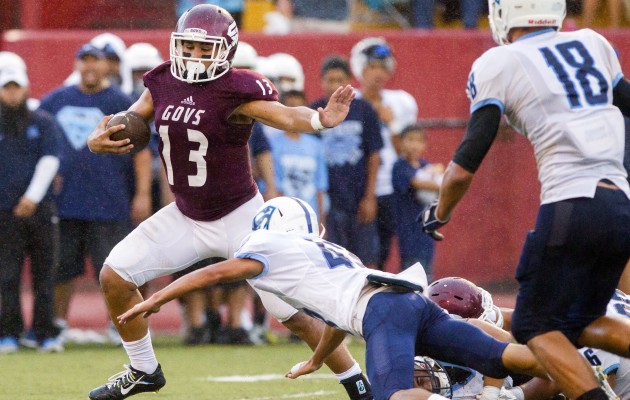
[467,28,630,204]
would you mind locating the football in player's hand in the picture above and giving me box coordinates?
[106,111,151,154]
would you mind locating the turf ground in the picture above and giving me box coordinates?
[0,336,367,400]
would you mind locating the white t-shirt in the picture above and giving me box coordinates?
[467,28,630,204]
[357,89,418,197]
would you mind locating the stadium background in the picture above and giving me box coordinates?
[2,0,629,332]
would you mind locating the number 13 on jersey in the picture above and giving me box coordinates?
[159,125,209,187]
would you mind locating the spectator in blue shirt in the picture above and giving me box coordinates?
[311,56,382,269]
[0,66,62,353]
[270,90,329,222]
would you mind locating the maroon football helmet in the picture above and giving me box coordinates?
[170,4,239,83]
[426,277,484,319]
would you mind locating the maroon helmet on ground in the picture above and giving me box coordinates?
[170,4,239,83]
[426,277,484,319]
[426,277,504,327]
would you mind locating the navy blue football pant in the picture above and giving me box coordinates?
[0,202,58,341]
[362,291,510,400]
[512,185,630,345]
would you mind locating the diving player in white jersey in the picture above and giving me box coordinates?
[421,2,630,399]
[119,196,550,400]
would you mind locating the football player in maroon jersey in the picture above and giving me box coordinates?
[86,4,369,400]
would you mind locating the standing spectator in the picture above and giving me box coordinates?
[582,0,624,28]
[422,1,630,399]
[271,90,329,221]
[64,33,133,97]
[391,125,443,279]
[411,0,484,29]
[272,0,351,33]
[350,37,418,270]
[312,56,382,269]
[39,43,153,347]
[177,0,245,26]
[0,67,62,353]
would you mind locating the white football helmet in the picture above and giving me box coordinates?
[233,41,258,70]
[266,52,305,93]
[170,4,239,83]
[413,357,453,398]
[0,52,27,72]
[488,0,566,45]
[125,43,164,72]
[350,37,396,82]
[252,196,320,237]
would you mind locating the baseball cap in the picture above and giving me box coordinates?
[76,43,106,60]
[364,44,392,60]
[0,67,29,87]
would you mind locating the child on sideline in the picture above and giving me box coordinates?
[269,90,329,224]
[392,124,443,280]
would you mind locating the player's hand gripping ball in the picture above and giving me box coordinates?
[106,111,151,154]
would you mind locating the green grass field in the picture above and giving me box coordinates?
[0,336,367,400]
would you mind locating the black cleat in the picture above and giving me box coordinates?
[88,364,166,400]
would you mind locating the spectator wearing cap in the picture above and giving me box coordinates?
[350,37,418,271]
[0,66,63,353]
[310,55,383,269]
[38,43,152,347]
[64,33,132,96]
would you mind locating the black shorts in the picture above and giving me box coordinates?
[511,186,630,345]
[56,219,130,282]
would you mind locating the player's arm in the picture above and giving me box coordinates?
[131,148,153,225]
[421,104,502,240]
[235,85,355,133]
[613,78,630,117]
[286,323,348,379]
[87,89,155,154]
[118,258,263,323]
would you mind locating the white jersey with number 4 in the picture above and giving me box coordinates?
[235,230,422,336]
[467,28,630,204]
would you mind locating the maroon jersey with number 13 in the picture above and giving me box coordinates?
[144,62,278,221]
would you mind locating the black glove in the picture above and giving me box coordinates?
[418,201,449,241]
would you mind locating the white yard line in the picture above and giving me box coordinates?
[199,373,337,382]
[240,390,338,400]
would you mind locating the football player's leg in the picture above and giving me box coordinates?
[256,289,372,400]
[101,204,202,342]
[511,194,630,399]
[362,291,445,400]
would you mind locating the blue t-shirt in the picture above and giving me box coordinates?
[392,158,435,267]
[250,122,272,193]
[0,108,61,211]
[311,97,383,214]
[270,132,328,214]
[39,85,134,220]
